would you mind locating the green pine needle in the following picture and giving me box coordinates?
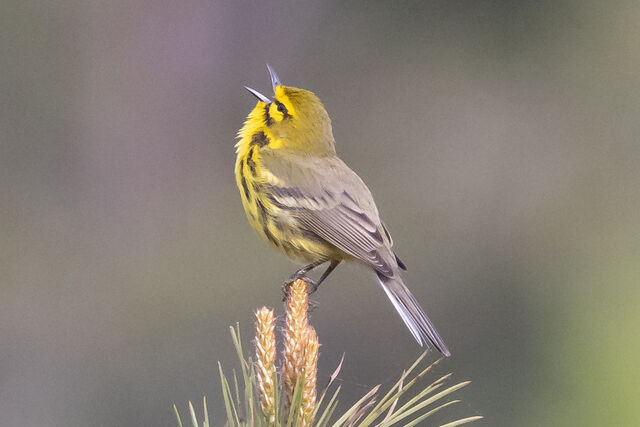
[174,325,480,426]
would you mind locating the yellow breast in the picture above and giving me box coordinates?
[235,99,341,263]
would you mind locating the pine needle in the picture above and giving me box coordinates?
[173,279,480,427]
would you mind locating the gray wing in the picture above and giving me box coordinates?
[261,152,450,353]
[260,151,398,277]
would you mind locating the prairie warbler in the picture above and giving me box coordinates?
[235,65,449,356]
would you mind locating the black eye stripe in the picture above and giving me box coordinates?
[264,101,289,125]
[263,103,273,126]
[276,101,288,117]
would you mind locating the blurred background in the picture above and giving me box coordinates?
[2,1,639,426]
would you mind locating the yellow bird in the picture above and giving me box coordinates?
[235,65,450,356]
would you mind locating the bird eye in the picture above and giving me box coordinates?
[276,102,288,115]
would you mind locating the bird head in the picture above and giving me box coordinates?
[242,65,336,156]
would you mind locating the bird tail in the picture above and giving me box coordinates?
[377,272,450,356]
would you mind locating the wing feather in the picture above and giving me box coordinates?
[260,151,396,276]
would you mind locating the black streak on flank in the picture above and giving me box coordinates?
[256,199,279,246]
[263,224,279,247]
[250,131,269,148]
[240,159,251,201]
[247,147,257,176]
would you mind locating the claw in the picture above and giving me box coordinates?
[281,273,319,311]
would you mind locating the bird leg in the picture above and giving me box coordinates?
[282,259,327,300]
[282,259,342,299]
[308,259,341,294]
[290,260,326,281]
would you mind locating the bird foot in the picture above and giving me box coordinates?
[282,273,318,301]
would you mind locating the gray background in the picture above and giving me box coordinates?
[2,1,639,426]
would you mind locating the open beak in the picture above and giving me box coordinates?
[245,64,282,102]
[266,63,281,92]
[244,86,270,103]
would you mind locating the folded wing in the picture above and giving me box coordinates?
[260,151,396,276]
[260,150,450,355]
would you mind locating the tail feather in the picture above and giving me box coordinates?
[377,273,450,356]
